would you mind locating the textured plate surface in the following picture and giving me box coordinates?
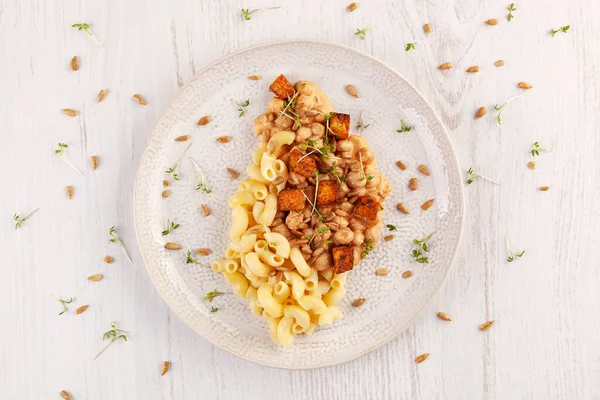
[134,41,464,369]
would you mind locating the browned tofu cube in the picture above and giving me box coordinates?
[288,148,317,178]
[332,245,355,273]
[278,189,306,211]
[352,195,381,226]
[317,180,338,205]
[269,74,295,99]
[328,113,350,140]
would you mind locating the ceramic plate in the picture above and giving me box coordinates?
[134,40,464,369]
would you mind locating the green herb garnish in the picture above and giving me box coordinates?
[506,3,516,21]
[550,25,570,37]
[494,91,528,124]
[56,297,73,316]
[54,142,84,176]
[396,116,413,133]
[233,99,250,117]
[72,23,103,47]
[204,290,226,302]
[13,208,39,230]
[411,231,437,264]
[210,306,219,313]
[466,167,499,185]
[317,226,330,234]
[405,42,417,51]
[361,239,375,258]
[165,142,193,181]
[241,7,280,21]
[94,322,129,359]
[506,239,525,262]
[386,224,397,232]
[161,219,180,236]
[355,27,373,39]
[530,142,553,157]
[188,157,212,194]
[109,226,132,263]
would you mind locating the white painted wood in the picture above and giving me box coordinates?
[1,0,599,398]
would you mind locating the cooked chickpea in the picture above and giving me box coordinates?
[295,127,311,142]
[337,140,353,152]
[364,226,381,244]
[267,98,285,113]
[346,171,367,188]
[340,201,353,212]
[352,231,365,246]
[275,115,293,129]
[310,123,325,139]
[253,114,271,135]
[358,147,374,163]
[314,252,332,271]
[332,216,349,228]
[350,219,367,231]
[379,176,393,196]
[334,227,354,245]
[314,114,325,123]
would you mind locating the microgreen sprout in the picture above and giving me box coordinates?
[54,143,84,176]
[204,290,227,302]
[466,167,499,185]
[241,7,280,21]
[317,226,330,234]
[494,91,528,124]
[210,306,219,313]
[188,157,212,194]
[355,26,373,39]
[165,142,192,181]
[356,110,370,130]
[232,99,250,117]
[506,3,516,21]
[530,142,553,157]
[411,231,437,264]
[56,297,73,316]
[71,23,103,48]
[94,322,129,359]
[186,250,209,266]
[108,226,132,263]
[405,42,417,51]
[396,115,413,133]
[361,239,374,258]
[13,208,39,230]
[550,25,570,37]
[311,170,319,217]
[386,224,398,232]
[161,219,180,236]
[506,238,525,262]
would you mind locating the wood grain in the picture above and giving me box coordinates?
[1,0,599,398]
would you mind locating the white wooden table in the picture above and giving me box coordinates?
[2,0,599,398]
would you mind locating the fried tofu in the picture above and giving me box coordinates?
[352,195,381,226]
[328,113,350,140]
[288,148,317,178]
[317,179,338,205]
[278,188,306,211]
[332,245,355,273]
[269,74,295,100]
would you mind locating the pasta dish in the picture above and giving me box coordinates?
[212,75,391,345]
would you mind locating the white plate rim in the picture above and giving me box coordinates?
[133,39,465,370]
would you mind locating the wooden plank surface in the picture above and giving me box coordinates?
[1,0,599,398]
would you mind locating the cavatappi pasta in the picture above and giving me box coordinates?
[215,74,391,346]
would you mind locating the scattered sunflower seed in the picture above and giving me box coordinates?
[418,165,430,176]
[402,270,413,279]
[195,248,212,256]
[347,2,358,12]
[421,199,435,210]
[165,242,182,250]
[90,156,99,170]
[527,161,536,169]
[227,168,240,180]
[161,361,171,376]
[396,161,407,170]
[200,204,211,216]
[133,94,147,105]
[480,320,494,331]
[88,274,103,282]
[163,180,170,187]
[409,178,418,191]
[438,62,453,70]
[376,268,389,276]
[198,116,211,126]
[352,297,366,307]
[485,19,498,25]
[174,135,189,142]
[466,66,480,73]
[476,106,487,119]
[397,203,410,215]
[216,136,231,143]
[97,89,108,103]
[162,190,170,198]
[384,235,395,242]
[494,60,505,67]
[415,353,430,363]
[247,75,261,80]
[437,312,452,321]
[66,186,74,200]
[60,390,73,400]
[345,84,359,98]
[70,56,79,71]
[62,109,77,117]
[423,23,432,33]
[104,256,114,264]
[518,82,533,89]
[538,186,550,191]
[76,305,89,314]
